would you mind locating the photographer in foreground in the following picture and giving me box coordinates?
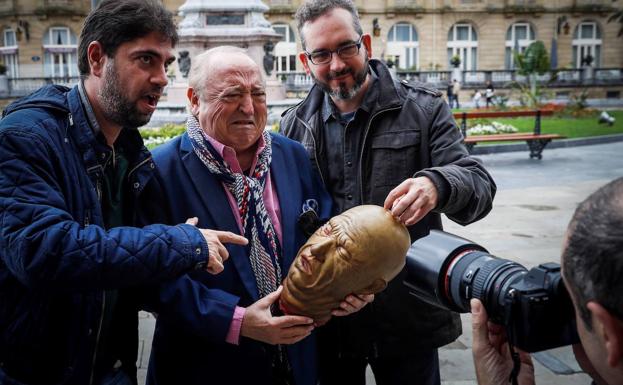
[471,177,623,385]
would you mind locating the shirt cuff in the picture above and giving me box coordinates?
[225,306,246,345]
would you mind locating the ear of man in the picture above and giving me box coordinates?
[87,41,106,77]
[587,301,623,368]
[299,52,311,75]
[187,87,200,115]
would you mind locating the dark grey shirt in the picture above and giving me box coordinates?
[320,71,378,215]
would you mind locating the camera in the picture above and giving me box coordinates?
[404,230,579,352]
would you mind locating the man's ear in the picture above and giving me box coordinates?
[587,301,623,368]
[187,87,199,116]
[299,52,311,75]
[362,34,372,59]
[87,41,106,77]
[359,278,386,295]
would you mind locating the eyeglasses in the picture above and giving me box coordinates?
[305,36,363,65]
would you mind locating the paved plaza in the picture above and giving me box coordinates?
[137,140,623,384]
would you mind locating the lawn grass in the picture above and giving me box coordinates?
[469,110,623,139]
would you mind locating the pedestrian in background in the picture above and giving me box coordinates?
[485,80,495,108]
[473,89,482,109]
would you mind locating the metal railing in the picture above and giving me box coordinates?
[5,76,81,98]
[3,68,620,99]
[275,68,623,93]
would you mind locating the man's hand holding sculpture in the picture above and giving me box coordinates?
[280,205,411,325]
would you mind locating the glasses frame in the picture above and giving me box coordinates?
[304,36,364,65]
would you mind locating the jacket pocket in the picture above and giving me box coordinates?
[370,130,420,188]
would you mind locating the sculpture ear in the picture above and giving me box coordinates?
[359,279,387,295]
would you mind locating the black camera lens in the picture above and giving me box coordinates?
[404,230,525,319]
[404,230,579,352]
[447,253,527,322]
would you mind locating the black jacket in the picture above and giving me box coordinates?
[280,60,496,355]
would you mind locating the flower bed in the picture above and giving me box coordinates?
[467,121,519,135]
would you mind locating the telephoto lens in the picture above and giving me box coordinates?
[404,230,579,352]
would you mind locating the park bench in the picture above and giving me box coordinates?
[454,110,565,159]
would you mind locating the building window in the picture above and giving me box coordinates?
[273,23,297,72]
[572,21,601,68]
[386,22,419,70]
[505,22,536,69]
[43,26,78,77]
[1,28,18,78]
[447,23,478,70]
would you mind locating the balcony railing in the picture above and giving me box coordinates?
[6,76,80,98]
[398,68,623,88]
[276,68,622,94]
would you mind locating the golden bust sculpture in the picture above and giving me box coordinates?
[280,205,411,325]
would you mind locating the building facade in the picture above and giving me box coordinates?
[0,0,621,98]
[264,0,622,73]
[0,0,88,79]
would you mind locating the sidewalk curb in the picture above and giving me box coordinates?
[470,133,623,155]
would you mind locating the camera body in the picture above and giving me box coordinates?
[405,230,579,352]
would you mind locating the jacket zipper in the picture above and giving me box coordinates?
[127,156,152,184]
[358,106,402,203]
[88,291,106,385]
[86,157,104,385]
[295,116,326,187]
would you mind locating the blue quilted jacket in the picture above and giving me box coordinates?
[0,85,209,384]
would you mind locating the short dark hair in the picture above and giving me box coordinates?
[562,177,623,330]
[78,0,178,76]
[295,0,363,50]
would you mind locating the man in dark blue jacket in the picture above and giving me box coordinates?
[137,46,371,385]
[0,1,246,384]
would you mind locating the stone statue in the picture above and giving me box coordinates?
[263,41,275,76]
[280,205,411,325]
[178,50,191,78]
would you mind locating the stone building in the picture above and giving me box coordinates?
[262,0,622,72]
[0,0,621,98]
[0,0,88,79]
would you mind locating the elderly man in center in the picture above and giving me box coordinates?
[137,46,371,385]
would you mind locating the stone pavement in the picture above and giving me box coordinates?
[137,141,623,385]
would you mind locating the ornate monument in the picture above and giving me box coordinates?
[171,0,285,101]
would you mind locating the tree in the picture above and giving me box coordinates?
[608,7,623,37]
[513,40,550,107]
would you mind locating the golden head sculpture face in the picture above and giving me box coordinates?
[280,205,410,325]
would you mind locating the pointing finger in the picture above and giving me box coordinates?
[215,231,249,246]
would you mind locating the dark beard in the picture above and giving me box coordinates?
[98,60,154,128]
[310,57,369,100]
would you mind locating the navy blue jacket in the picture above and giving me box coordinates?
[136,132,331,385]
[0,85,210,384]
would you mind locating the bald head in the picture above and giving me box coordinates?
[188,46,264,101]
[280,205,411,324]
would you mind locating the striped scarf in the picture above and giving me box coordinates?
[186,116,282,298]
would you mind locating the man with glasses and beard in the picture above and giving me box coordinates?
[0,1,247,385]
[280,1,496,384]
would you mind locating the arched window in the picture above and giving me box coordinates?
[386,22,419,70]
[505,22,536,69]
[447,23,478,70]
[273,23,297,73]
[0,27,18,77]
[43,26,78,77]
[572,21,602,68]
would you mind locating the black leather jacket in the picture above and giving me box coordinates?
[280,59,496,355]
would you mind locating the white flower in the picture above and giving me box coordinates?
[467,121,518,136]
